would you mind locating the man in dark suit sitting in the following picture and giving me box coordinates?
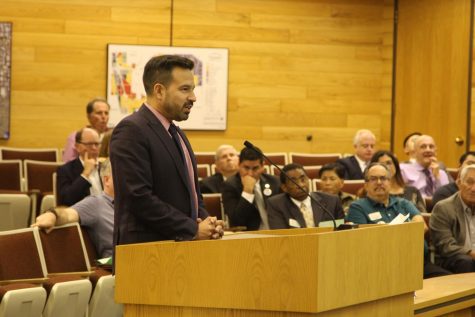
[199,145,239,194]
[221,146,280,230]
[267,163,344,229]
[336,129,376,180]
[57,127,102,206]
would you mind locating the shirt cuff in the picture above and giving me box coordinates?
[241,191,254,203]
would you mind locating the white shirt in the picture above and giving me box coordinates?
[354,155,368,173]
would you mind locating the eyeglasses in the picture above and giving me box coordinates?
[462,178,475,187]
[367,176,389,183]
[79,142,100,147]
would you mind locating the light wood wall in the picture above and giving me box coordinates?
[0,0,393,155]
[394,0,472,167]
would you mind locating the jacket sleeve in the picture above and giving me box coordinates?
[266,198,288,229]
[221,179,257,228]
[56,165,91,207]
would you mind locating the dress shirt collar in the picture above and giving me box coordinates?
[459,194,475,216]
[144,103,172,134]
[290,195,311,210]
[366,195,396,208]
[354,155,368,172]
[414,161,430,172]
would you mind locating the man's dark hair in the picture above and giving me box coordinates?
[86,98,110,115]
[403,132,422,148]
[319,162,345,179]
[239,147,264,164]
[370,150,404,187]
[459,151,475,165]
[280,163,306,184]
[143,55,194,95]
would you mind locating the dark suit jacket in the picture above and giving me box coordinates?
[110,105,208,245]
[221,173,280,230]
[267,192,344,229]
[336,155,364,180]
[432,182,458,207]
[199,173,225,194]
[56,158,92,206]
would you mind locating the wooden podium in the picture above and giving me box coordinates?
[115,222,424,317]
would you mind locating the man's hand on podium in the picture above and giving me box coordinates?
[195,217,224,240]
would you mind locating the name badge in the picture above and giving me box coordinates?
[263,183,272,196]
[368,212,382,221]
[289,218,301,228]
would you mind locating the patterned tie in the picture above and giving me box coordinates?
[300,202,315,228]
[168,124,185,162]
[168,124,197,220]
[422,168,435,196]
[254,184,269,230]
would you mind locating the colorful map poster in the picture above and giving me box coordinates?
[107,44,228,130]
[0,22,11,139]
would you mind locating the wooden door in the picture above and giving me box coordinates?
[393,0,472,167]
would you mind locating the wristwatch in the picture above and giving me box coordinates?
[45,207,58,218]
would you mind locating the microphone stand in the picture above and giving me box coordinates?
[244,141,341,230]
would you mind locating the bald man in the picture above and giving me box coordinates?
[400,135,450,198]
[199,145,239,194]
[57,127,102,206]
[336,129,376,180]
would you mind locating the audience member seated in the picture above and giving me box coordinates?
[336,129,376,180]
[432,151,475,207]
[347,162,450,279]
[267,163,343,229]
[371,150,426,213]
[400,135,450,198]
[318,163,355,215]
[33,159,114,259]
[221,146,280,230]
[430,164,475,273]
[57,128,102,206]
[402,132,421,163]
[199,145,239,194]
[63,98,112,162]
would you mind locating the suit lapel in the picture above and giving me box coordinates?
[176,126,199,190]
[350,156,364,178]
[454,194,468,242]
[139,106,190,190]
[310,192,324,225]
[285,195,307,228]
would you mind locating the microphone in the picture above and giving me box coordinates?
[244,140,347,231]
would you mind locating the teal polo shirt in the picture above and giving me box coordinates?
[347,196,428,258]
[347,196,420,224]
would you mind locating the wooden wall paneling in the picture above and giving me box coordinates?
[0,0,171,148]
[394,0,472,166]
[177,0,394,154]
[2,0,393,157]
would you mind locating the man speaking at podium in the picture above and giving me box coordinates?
[110,55,223,247]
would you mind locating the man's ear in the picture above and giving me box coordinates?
[281,183,288,193]
[153,83,166,100]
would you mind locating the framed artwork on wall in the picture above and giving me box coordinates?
[106,44,229,130]
[0,22,11,139]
